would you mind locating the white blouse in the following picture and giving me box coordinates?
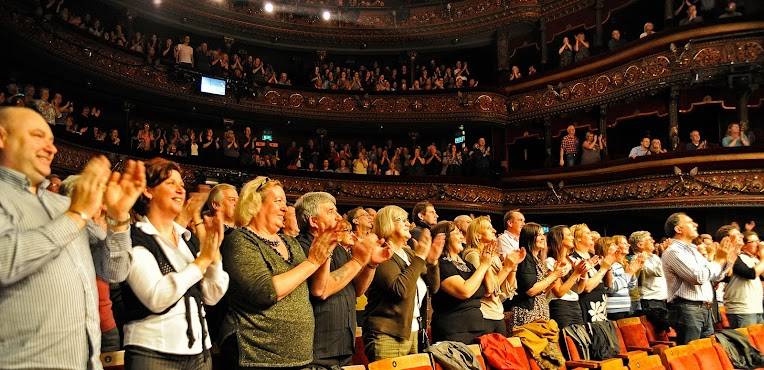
[123,218,229,355]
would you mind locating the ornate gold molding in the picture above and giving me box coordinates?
[1,12,508,124]
[52,141,764,214]
[505,24,764,122]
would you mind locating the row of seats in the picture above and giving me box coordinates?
[98,321,764,370]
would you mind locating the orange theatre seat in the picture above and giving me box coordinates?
[747,324,764,352]
[560,327,629,370]
[343,366,368,370]
[367,354,433,370]
[659,345,700,370]
[100,351,124,370]
[687,338,734,370]
[616,317,673,355]
[627,354,665,370]
[467,344,488,370]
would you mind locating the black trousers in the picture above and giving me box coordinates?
[125,346,211,370]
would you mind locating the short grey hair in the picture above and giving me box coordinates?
[59,175,81,197]
[206,183,237,211]
[294,192,336,232]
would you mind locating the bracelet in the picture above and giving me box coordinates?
[106,214,131,227]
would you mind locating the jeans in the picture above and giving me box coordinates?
[669,301,715,345]
[727,313,763,329]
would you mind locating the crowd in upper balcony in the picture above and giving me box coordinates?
[503,0,747,84]
[32,0,483,94]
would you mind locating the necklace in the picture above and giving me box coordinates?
[246,227,281,248]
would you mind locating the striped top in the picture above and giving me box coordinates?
[0,166,132,370]
[661,239,725,304]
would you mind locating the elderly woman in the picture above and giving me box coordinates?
[219,177,335,370]
[430,221,493,343]
[511,223,565,328]
[463,216,525,335]
[122,158,228,370]
[363,205,443,361]
[546,225,589,329]
[606,235,644,320]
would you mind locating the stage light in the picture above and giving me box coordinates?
[153,0,161,5]
[264,2,274,13]
[321,10,331,21]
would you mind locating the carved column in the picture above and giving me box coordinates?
[540,19,548,66]
[594,0,604,49]
[496,28,509,72]
[544,117,552,167]
[598,104,609,159]
[738,89,751,133]
[407,50,417,84]
[669,87,680,151]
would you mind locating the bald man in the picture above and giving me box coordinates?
[0,107,145,370]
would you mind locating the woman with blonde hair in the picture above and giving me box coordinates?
[606,235,645,320]
[463,216,525,335]
[219,177,337,369]
[568,224,615,323]
[362,205,443,361]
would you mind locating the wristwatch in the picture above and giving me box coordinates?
[106,214,131,227]
[70,210,90,222]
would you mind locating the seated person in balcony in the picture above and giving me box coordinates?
[685,130,708,150]
[722,122,751,147]
[509,66,522,81]
[679,5,704,26]
[574,32,591,63]
[608,29,625,51]
[559,125,579,167]
[628,136,651,158]
[558,37,574,67]
[174,35,194,68]
[639,22,655,38]
[649,138,667,155]
[719,1,743,18]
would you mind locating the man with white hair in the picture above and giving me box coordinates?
[205,183,238,229]
[453,214,472,237]
[295,192,388,367]
[498,210,525,258]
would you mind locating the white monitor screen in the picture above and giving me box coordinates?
[200,76,226,96]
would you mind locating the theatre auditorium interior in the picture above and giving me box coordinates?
[2,0,764,369]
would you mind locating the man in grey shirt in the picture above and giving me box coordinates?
[0,107,146,370]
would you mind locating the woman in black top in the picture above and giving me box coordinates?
[431,221,494,344]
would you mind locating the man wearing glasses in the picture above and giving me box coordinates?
[724,231,764,328]
[205,183,238,230]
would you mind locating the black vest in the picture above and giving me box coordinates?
[121,226,207,350]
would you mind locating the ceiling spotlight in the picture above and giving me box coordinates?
[264,2,274,13]
[321,10,331,21]
[153,0,161,5]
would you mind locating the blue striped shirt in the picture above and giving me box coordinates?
[662,239,725,304]
[0,167,132,370]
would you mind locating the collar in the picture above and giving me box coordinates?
[0,166,49,193]
[504,230,519,241]
[136,216,191,242]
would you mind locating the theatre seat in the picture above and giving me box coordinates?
[367,353,433,370]
[659,345,700,370]
[687,338,733,370]
[616,317,673,355]
[627,354,665,370]
[343,366,367,370]
[746,323,764,352]
[613,321,649,364]
[560,328,629,370]
[100,350,124,370]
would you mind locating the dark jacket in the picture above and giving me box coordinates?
[363,247,440,339]
[714,329,764,370]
